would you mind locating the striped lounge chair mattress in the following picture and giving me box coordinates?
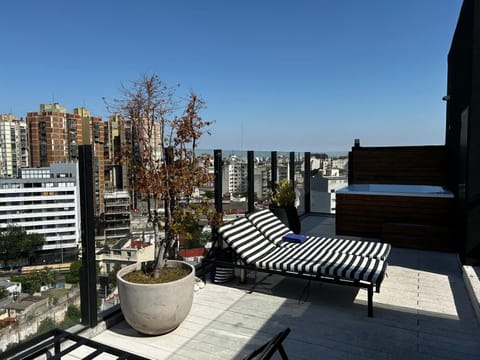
[247,209,391,260]
[218,217,387,286]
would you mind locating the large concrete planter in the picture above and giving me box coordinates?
[117,260,195,335]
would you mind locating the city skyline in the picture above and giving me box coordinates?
[0,0,463,152]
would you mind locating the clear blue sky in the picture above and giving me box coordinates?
[0,0,463,153]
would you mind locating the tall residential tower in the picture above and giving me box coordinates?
[26,104,105,215]
[0,114,28,177]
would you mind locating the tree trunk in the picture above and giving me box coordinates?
[152,212,165,279]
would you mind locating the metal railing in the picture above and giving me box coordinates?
[2,146,347,356]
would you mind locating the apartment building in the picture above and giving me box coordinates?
[221,153,295,202]
[0,163,80,264]
[100,190,131,246]
[105,114,129,191]
[311,168,348,213]
[0,114,28,177]
[73,108,105,215]
[222,155,248,196]
[27,103,72,167]
[26,104,105,216]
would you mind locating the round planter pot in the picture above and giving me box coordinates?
[117,260,195,335]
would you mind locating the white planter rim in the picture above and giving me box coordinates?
[117,260,194,287]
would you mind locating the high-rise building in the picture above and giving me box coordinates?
[27,104,105,216]
[105,114,129,191]
[73,108,105,215]
[222,155,248,196]
[27,103,73,167]
[0,114,28,177]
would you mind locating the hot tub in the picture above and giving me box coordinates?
[335,184,455,251]
[337,184,454,198]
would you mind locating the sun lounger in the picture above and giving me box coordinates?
[217,216,388,317]
[247,209,391,260]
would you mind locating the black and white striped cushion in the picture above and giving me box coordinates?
[301,236,391,260]
[248,209,391,260]
[256,250,386,284]
[218,218,276,265]
[218,217,387,285]
[247,209,293,246]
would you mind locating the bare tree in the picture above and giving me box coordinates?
[106,74,219,279]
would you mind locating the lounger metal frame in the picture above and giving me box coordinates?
[203,236,382,317]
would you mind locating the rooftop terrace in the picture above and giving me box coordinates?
[3,1,480,357]
[46,215,480,360]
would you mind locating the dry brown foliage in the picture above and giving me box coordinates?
[106,74,219,278]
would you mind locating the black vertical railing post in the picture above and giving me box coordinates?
[348,148,354,184]
[213,149,223,248]
[247,151,255,213]
[304,152,311,214]
[78,145,98,328]
[349,139,360,184]
[289,152,295,186]
[271,151,277,193]
[54,329,61,355]
[214,149,223,214]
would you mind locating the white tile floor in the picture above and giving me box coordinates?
[50,215,480,360]
[78,247,480,360]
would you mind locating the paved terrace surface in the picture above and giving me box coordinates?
[81,215,480,359]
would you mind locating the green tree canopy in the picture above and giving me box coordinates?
[37,317,55,334]
[0,286,9,299]
[0,226,44,267]
[204,190,214,199]
[65,260,82,284]
[107,263,121,290]
[65,260,100,285]
[11,268,58,295]
[65,305,81,322]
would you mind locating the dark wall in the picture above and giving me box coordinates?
[348,145,448,186]
[445,0,480,264]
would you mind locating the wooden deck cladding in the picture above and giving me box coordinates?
[336,193,456,251]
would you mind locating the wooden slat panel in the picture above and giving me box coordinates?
[336,193,455,251]
[349,145,448,186]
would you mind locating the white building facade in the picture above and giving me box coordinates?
[311,169,348,213]
[0,163,80,263]
[0,114,28,178]
[222,155,248,196]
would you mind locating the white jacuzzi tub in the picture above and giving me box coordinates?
[336,184,454,198]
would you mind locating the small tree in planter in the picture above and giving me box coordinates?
[269,179,301,234]
[105,74,220,334]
